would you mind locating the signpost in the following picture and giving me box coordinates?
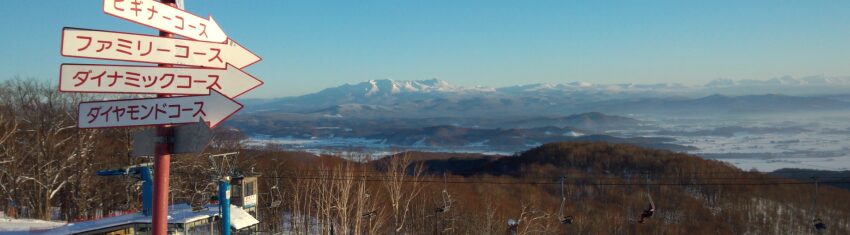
[58,0,263,234]
[132,120,213,157]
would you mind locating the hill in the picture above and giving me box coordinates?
[771,168,850,191]
[245,142,850,234]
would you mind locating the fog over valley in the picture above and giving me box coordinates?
[232,77,850,172]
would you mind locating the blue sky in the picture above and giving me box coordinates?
[1,0,850,98]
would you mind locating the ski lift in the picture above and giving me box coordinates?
[362,191,378,221]
[557,176,573,224]
[813,218,826,231]
[811,177,827,232]
[362,210,377,219]
[637,193,655,224]
[269,183,282,209]
[435,173,452,213]
[435,189,451,213]
[507,218,518,235]
[561,216,574,225]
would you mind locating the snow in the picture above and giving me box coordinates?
[348,79,489,97]
[642,116,850,171]
[465,140,490,147]
[244,135,515,157]
[564,131,584,137]
[0,217,65,234]
[226,205,260,230]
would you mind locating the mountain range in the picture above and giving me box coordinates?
[241,78,850,119]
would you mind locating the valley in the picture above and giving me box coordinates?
[230,78,850,172]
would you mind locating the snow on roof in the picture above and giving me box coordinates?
[39,204,258,234]
[225,205,260,230]
[0,217,66,234]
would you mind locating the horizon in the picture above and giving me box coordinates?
[3,1,850,98]
[240,75,850,100]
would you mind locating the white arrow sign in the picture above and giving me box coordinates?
[78,90,242,129]
[60,64,262,98]
[103,0,227,43]
[61,27,260,69]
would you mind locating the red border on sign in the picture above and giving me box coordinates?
[101,0,228,43]
[76,90,243,129]
[59,27,262,69]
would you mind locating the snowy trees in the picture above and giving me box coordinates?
[0,79,101,220]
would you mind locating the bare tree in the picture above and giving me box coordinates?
[0,86,20,213]
[514,203,554,235]
[1,79,100,219]
[382,153,426,233]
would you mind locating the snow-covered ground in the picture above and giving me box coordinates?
[245,115,850,172]
[644,116,850,172]
[243,135,514,158]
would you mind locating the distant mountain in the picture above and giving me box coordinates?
[246,79,494,114]
[583,94,850,117]
[308,103,396,118]
[706,75,850,87]
[771,168,850,191]
[242,78,850,119]
[496,112,642,131]
[367,125,693,152]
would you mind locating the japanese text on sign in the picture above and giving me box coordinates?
[60,64,220,95]
[77,90,242,128]
[61,28,259,69]
[104,0,227,42]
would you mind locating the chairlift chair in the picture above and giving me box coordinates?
[362,210,377,219]
[557,176,574,225]
[811,177,826,231]
[637,193,656,224]
[436,174,452,213]
[561,215,574,224]
[813,218,826,231]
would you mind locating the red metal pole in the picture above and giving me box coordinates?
[153,1,177,234]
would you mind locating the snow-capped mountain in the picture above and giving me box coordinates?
[242,77,850,118]
[705,75,850,87]
[324,78,492,97]
[496,82,695,98]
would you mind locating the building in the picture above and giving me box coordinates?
[230,175,259,218]
[42,204,258,235]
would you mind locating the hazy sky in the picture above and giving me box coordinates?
[2,0,850,98]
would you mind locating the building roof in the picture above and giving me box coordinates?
[40,204,258,234]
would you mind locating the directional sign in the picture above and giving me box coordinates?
[61,27,260,69]
[103,0,227,43]
[60,64,262,98]
[132,119,212,157]
[77,90,242,129]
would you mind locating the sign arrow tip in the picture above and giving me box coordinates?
[225,40,262,69]
[206,90,243,128]
[216,64,263,98]
[206,16,229,43]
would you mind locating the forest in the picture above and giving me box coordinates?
[2,79,850,234]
